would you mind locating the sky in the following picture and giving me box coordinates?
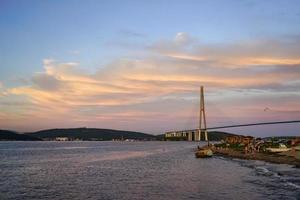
[0,0,300,136]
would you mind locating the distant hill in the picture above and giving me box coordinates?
[207,131,238,141]
[0,130,41,141]
[26,128,157,141]
[263,136,299,141]
[155,134,166,141]
[1,128,238,141]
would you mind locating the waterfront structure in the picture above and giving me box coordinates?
[55,137,69,141]
[165,129,198,141]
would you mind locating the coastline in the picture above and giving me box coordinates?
[212,147,300,167]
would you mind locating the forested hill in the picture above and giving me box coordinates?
[25,128,157,141]
[0,130,41,141]
[1,128,239,141]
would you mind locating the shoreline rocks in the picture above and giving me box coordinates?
[212,147,300,167]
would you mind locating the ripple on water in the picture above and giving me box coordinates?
[0,141,299,200]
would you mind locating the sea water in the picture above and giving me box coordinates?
[0,141,299,200]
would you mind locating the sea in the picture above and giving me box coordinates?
[0,141,299,200]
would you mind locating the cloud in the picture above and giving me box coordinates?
[150,32,197,55]
[32,73,62,91]
[1,33,300,134]
[150,33,300,67]
[0,82,7,97]
[118,29,146,38]
[174,32,195,46]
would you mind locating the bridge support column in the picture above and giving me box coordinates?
[194,129,201,141]
[199,86,208,143]
[188,131,193,141]
[204,130,208,141]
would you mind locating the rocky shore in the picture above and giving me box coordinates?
[212,147,300,167]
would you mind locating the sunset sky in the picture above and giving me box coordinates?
[1,0,300,136]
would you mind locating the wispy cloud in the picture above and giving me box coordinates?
[1,33,300,134]
[118,29,146,38]
[150,33,300,67]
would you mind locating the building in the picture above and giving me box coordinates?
[55,137,69,141]
[165,130,198,141]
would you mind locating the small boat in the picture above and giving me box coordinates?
[266,143,291,153]
[195,148,213,158]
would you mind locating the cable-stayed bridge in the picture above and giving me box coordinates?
[165,86,300,141]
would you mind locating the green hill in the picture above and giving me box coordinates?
[26,128,157,141]
[0,130,41,141]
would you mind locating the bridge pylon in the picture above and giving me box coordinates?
[197,86,208,142]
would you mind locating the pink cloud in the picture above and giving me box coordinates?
[1,34,300,136]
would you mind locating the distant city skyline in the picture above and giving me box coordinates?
[1,0,300,136]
